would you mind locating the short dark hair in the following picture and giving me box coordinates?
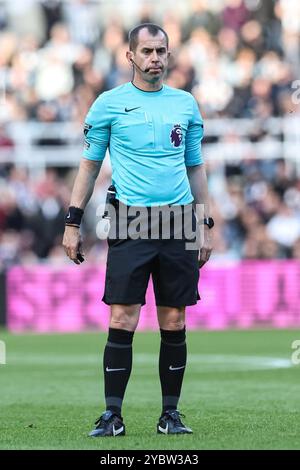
[128,23,169,52]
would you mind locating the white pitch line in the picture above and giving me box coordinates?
[6,353,293,370]
[135,354,293,370]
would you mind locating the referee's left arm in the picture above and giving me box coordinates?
[185,97,213,267]
[187,164,213,268]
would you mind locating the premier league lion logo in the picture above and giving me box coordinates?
[170,124,183,147]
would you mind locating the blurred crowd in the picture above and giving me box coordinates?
[0,0,300,270]
[1,0,299,123]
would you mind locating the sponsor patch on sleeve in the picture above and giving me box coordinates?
[84,123,92,136]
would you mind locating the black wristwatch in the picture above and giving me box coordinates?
[203,217,214,229]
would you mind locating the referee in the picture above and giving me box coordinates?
[63,23,213,437]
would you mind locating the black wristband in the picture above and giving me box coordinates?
[65,206,84,227]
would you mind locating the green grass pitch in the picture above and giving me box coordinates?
[0,329,299,450]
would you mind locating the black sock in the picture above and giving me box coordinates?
[103,327,134,417]
[159,327,187,414]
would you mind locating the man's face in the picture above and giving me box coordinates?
[128,28,170,83]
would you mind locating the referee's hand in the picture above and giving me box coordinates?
[63,226,84,265]
[198,226,213,269]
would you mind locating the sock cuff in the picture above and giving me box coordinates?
[160,326,186,345]
[108,327,134,345]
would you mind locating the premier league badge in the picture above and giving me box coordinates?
[170,124,183,147]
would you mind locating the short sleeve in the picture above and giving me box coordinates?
[82,93,111,161]
[184,97,204,167]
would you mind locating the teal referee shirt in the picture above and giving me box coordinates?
[83,82,204,206]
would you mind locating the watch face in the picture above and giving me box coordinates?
[204,217,214,229]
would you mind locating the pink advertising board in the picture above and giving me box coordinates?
[6,261,300,332]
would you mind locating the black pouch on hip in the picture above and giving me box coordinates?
[102,184,118,219]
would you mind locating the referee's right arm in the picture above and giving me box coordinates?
[63,158,102,264]
[68,158,102,210]
[63,93,110,264]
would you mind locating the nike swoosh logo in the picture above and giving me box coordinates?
[169,365,186,371]
[106,367,126,372]
[158,423,168,434]
[125,106,141,112]
[66,213,70,219]
[113,424,124,436]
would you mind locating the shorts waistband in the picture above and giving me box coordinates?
[116,200,194,211]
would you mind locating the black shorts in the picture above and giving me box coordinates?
[102,202,200,307]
